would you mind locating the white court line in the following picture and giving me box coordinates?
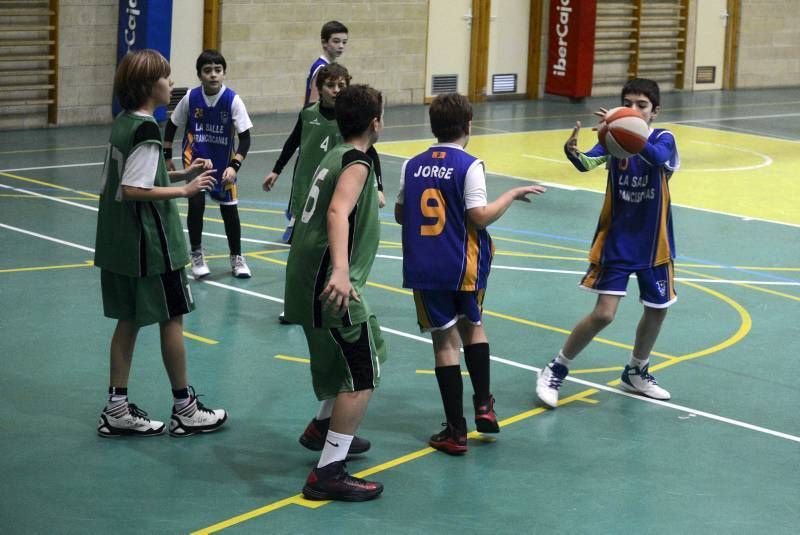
[683,140,773,172]
[673,112,800,124]
[4,145,798,228]
[0,148,281,174]
[2,184,794,287]
[4,221,799,444]
[377,255,800,286]
[0,223,96,253]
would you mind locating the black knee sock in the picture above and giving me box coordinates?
[434,365,464,429]
[220,203,241,256]
[464,342,491,403]
[187,192,205,251]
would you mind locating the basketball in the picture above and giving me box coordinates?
[597,107,650,158]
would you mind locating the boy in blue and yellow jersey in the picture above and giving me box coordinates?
[164,50,254,279]
[95,49,227,438]
[536,78,680,408]
[396,93,546,454]
[304,21,348,105]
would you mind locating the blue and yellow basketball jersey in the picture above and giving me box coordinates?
[304,56,330,104]
[401,145,494,291]
[567,128,679,269]
[182,86,236,181]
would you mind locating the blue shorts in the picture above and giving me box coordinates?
[208,178,238,205]
[580,261,677,308]
[412,289,486,332]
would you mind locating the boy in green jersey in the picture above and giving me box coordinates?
[94,49,227,438]
[283,85,385,502]
[263,64,385,244]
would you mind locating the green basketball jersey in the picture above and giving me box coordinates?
[290,103,342,218]
[94,112,189,277]
[284,144,380,328]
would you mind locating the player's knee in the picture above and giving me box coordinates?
[591,308,616,327]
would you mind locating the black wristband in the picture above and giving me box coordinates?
[163,147,173,159]
[229,159,242,172]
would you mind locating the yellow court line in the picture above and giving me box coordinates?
[191,388,599,534]
[575,398,600,404]
[490,235,588,254]
[0,171,99,199]
[678,267,800,303]
[274,355,311,364]
[203,248,288,261]
[481,308,678,361]
[177,203,286,216]
[249,253,287,267]
[0,260,93,273]
[178,212,284,233]
[182,331,218,345]
[494,250,586,261]
[570,366,625,374]
[415,369,470,377]
[607,280,752,387]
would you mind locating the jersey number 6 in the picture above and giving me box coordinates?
[420,188,445,236]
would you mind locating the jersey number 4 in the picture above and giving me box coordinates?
[319,136,330,152]
[420,188,445,236]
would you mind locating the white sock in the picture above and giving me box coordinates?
[106,395,127,410]
[317,430,353,468]
[316,399,335,420]
[173,397,192,410]
[554,350,573,368]
[629,354,649,369]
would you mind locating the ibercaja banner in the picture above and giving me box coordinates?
[545,0,597,99]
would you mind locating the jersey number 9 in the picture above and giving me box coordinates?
[420,188,445,236]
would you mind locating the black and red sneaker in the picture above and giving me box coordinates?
[298,417,371,454]
[473,394,500,433]
[429,420,468,455]
[302,461,383,502]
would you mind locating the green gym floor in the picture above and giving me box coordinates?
[1,88,798,534]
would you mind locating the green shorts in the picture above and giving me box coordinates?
[101,268,194,326]
[302,315,387,400]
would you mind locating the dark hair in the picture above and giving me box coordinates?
[335,84,382,139]
[114,49,170,111]
[321,20,348,41]
[621,78,660,108]
[195,49,226,76]
[429,92,473,142]
[316,63,351,90]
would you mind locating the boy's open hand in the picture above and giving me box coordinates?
[262,171,279,192]
[512,184,547,203]
[320,268,360,315]
[184,169,216,197]
[185,158,212,179]
[565,121,581,155]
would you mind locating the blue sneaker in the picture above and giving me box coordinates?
[536,360,569,408]
[281,216,295,243]
[619,364,670,400]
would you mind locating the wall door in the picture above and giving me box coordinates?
[693,0,728,90]
[425,0,473,99]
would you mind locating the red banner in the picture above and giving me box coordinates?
[545,0,597,98]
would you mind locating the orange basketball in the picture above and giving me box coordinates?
[597,107,650,158]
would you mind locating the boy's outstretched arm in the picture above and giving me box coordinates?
[263,113,303,191]
[122,169,216,201]
[467,184,547,229]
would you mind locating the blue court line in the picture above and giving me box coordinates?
[677,254,800,284]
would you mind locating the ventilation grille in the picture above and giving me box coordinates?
[695,66,716,84]
[492,74,517,94]
[168,87,188,113]
[431,74,457,94]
